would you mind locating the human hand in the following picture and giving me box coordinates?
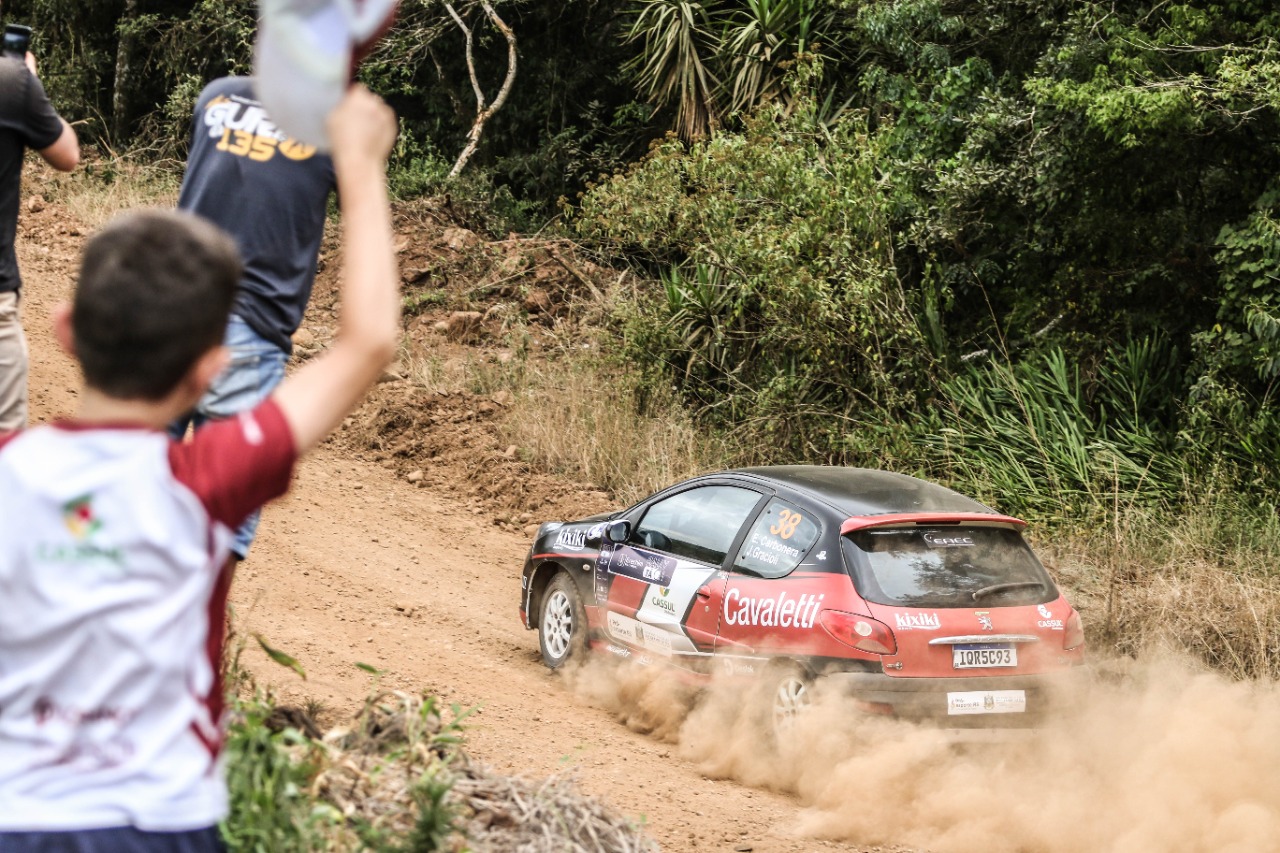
[325,85,396,173]
[24,51,36,77]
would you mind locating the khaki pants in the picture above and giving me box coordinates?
[0,291,28,431]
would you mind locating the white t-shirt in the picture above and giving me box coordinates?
[0,402,295,832]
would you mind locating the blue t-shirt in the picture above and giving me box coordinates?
[178,77,335,353]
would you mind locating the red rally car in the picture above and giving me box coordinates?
[519,467,1085,728]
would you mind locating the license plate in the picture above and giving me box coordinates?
[947,690,1027,715]
[952,644,1016,669]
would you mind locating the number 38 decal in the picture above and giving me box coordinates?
[769,509,804,540]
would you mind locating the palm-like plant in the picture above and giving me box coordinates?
[720,0,826,116]
[625,0,843,139]
[625,0,722,140]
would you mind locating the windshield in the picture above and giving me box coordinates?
[842,526,1056,608]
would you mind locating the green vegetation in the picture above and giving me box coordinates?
[12,1,1280,673]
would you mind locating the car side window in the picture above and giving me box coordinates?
[732,498,821,579]
[634,486,762,566]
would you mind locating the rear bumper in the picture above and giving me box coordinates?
[822,669,1083,724]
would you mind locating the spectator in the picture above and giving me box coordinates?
[0,85,398,853]
[170,75,336,561]
[0,43,79,430]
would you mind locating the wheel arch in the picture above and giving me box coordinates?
[527,560,569,629]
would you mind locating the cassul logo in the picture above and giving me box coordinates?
[650,587,677,614]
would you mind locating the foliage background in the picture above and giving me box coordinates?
[9,0,1278,527]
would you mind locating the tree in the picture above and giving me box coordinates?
[443,0,518,177]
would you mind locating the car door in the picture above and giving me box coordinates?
[716,496,826,660]
[600,484,763,666]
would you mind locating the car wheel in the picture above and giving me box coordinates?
[768,666,813,741]
[539,573,586,670]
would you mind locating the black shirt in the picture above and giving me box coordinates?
[177,77,336,354]
[0,57,64,294]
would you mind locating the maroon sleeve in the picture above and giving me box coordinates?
[168,400,298,529]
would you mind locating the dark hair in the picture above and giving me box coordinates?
[73,209,241,401]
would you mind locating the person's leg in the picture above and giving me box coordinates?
[192,315,289,559]
[0,826,225,853]
[0,291,29,431]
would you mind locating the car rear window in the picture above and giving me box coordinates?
[841,526,1056,608]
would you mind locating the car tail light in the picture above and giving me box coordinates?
[820,611,897,655]
[1063,610,1085,650]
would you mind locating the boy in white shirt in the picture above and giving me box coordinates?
[0,86,398,852]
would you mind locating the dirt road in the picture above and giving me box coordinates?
[17,192,885,853]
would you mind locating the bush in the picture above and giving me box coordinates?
[577,71,936,462]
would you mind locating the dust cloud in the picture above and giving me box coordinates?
[565,653,1280,852]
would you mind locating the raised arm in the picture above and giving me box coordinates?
[272,86,400,454]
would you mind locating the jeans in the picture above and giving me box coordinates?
[169,315,289,558]
[0,827,224,853]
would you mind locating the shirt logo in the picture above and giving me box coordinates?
[203,95,317,164]
[39,494,123,567]
[63,495,102,541]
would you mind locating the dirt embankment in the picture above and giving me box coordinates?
[17,178,885,853]
[22,173,1280,853]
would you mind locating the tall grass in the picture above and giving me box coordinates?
[396,321,730,505]
[1043,492,1280,680]
[892,337,1280,678]
[37,155,181,228]
[922,339,1187,523]
[502,358,729,505]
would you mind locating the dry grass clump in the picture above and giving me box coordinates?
[38,154,181,228]
[1042,497,1280,679]
[305,690,657,852]
[501,360,728,505]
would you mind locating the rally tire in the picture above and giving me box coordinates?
[539,573,586,670]
[767,664,814,743]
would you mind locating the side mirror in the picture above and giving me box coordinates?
[605,519,631,544]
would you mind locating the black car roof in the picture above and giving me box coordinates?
[727,466,997,518]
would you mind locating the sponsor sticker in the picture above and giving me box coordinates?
[554,528,588,551]
[1035,603,1064,629]
[722,588,824,628]
[894,612,941,631]
[720,657,759,676]
[923,532,975,547]
[606,545,677,587]
[607,612,674,657]
[946,690,1027,715]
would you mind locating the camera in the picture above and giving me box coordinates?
[3,24,31,59]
